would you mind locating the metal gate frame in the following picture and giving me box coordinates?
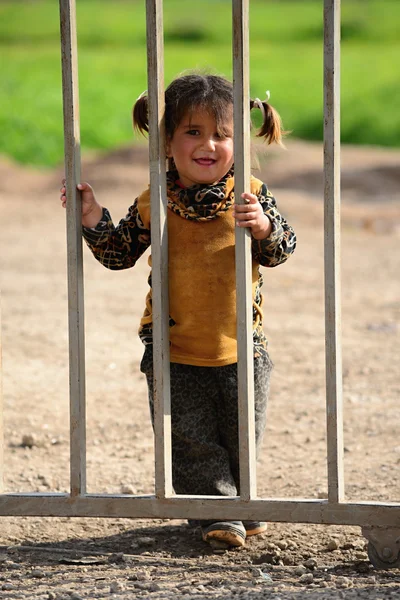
[1,0,399,570]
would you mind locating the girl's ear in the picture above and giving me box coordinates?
[165,138,172,158]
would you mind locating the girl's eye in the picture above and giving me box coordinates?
[187,129,199,136]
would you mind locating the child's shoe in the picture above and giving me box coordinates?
[201,521,246,547]
[243,521,268,536]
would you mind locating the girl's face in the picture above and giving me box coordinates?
[166,108,234,188]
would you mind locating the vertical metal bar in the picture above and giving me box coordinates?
[323,0,344,503]
[0,298,3,493]
[233,0,257,501]
[59,0,86,496]
[145,0,172,499]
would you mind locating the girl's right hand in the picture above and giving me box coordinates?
[60,179,103,228]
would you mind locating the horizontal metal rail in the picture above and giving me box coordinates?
[0,495,398,526]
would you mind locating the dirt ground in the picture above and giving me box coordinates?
[0,140,399,599]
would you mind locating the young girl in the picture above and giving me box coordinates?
[60,73,296,548]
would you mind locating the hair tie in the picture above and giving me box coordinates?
[253,98,265,121]
[136,90,147,102]
[253,91,270,121]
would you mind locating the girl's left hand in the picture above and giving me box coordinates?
[232,192,272,240]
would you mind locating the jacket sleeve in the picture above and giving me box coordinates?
[82,200,151,270]
[251,183,296,267]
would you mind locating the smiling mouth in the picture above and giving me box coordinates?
[194,158,216,166]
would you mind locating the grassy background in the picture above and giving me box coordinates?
[0,0,399,167]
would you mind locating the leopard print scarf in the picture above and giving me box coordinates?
[166,168,235,221]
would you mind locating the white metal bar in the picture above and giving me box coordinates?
[232,0,256,501]
[145,0,172,499]
[323,0,344,503]
[59,0,86,496]
[0,494,398,526]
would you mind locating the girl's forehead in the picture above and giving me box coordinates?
[180,107,233,127]
[181,109,212,124]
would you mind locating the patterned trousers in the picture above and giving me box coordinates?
[140,347,273,496]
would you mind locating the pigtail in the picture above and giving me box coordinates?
[250,97,288,146]
[132,92,149,135]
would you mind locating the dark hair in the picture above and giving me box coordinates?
[133,73,286,146]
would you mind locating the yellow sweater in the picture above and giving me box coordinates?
[137,177,263,367]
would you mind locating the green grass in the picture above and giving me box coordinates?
[0,0,399,167]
